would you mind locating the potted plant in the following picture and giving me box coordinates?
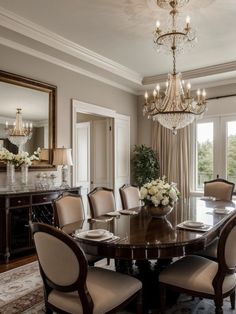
[132,144,159,187]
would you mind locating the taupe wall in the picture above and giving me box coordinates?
[137,83,236,147]
[0,44,138,185]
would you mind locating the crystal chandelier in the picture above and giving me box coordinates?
[143,0,207,134]
[5,108,33,152]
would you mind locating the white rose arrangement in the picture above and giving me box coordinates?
[0,148,40,167]
[140,176,180,207]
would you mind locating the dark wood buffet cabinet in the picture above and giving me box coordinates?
[0,186,81,263]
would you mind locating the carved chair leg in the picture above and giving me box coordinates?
[45,306,53,314]
[107,258,110,265]
[159,284,166,314]
[214,297,223,314]
[136,290,143,314]
[230,290,235,309]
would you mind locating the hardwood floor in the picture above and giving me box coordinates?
[0,254,38,273]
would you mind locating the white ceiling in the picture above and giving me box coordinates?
[0,0,235,93]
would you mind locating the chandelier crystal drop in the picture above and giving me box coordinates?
[143,0,207,134]
[5,108,33,152]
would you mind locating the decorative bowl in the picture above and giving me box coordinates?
[147,205,173,219]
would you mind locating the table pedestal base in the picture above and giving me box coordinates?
[115,259,176,313]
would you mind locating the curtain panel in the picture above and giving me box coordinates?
[151,121,191,201]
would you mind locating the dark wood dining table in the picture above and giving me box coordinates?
[68,197,236,261]
[66,197,236,312]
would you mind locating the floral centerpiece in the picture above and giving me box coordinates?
[140,176,180,218]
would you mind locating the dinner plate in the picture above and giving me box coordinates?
[106,211,120,216]
[214,208,229,214]
[85,229,109,238]
[119,210,138,215]
[183,221,205,228]
[201,196,216,201]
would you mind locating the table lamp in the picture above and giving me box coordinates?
[40,148,49,161]
[52,148,73,188]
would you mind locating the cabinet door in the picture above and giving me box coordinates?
[10,207,31,252]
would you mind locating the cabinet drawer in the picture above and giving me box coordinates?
[32,192,59,204]
[9,196,30,208]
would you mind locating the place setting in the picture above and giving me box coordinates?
[118,209,139,215]
[177,220,212,232]
[73,228,120,242]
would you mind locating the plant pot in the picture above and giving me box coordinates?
[147,205,173,219]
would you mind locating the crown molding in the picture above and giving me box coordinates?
[0,6,142,85]
[0,37,137,94]
[142,61,236,85]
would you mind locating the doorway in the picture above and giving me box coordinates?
[72,99,130,217]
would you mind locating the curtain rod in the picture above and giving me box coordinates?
[207,93,236,101]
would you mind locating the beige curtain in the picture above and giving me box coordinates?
[152,121,191,201]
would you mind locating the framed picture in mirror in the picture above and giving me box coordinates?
[0,70,57,171]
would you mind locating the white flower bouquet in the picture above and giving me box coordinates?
[0,148,40,167]
[140,176,180,207]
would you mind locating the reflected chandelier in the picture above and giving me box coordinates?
[143,0,207,134]
[5,108,33,152]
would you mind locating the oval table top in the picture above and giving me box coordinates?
[69,197,236,260]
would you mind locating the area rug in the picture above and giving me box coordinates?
[0,260,235,314]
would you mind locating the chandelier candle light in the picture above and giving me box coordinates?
[143,0,207,134]
[5,108,33,152]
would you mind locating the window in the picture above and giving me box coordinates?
[194,115,236,191]
[196,122,214,190]
[226,121,236,185]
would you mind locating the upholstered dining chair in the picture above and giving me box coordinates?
[196,178,235,261]
[88,187,116,218]
[30,222,143,314]
[53,192,102,266]
[204,177,235,201]
[119,184,141,209]
[159,213,236,314]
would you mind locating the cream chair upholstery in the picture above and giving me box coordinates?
[159,214,236,313]
[119,184,141,209]
[204,178,235,201]
[88,187,116,218]
[53,193,85,232]
[53,192,102,266]
[196,178,235,261]
[30,223,143,314]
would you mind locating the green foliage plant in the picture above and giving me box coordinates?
[132,144,159,188]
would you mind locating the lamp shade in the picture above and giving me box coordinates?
[53,148,73,166]
[40,148,49,161]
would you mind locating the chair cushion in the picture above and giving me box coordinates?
[48,267,142,314]
[159,255,236,295]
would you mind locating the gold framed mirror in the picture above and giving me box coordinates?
[0,70,57,171]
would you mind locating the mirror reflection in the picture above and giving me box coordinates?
[0,70,56,170]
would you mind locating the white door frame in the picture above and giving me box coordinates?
[72,99,116,186]
[72,99,130,206]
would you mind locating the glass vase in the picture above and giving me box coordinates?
[7,162,15,187]
[21,164,29,185]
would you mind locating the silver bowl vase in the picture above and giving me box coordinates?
[147,205,173,219]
